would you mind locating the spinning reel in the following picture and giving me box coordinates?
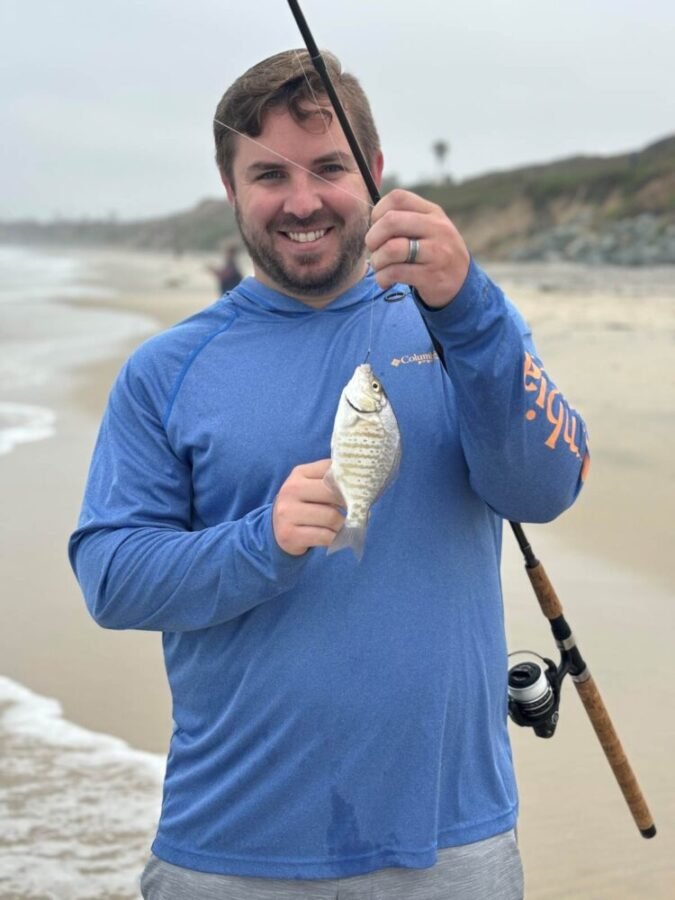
[507,651,567,739]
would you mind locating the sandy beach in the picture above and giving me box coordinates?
[1,246,673,898]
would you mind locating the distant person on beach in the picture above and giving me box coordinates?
[69,49,589,900]
[208,241,242,294]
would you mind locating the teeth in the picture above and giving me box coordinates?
[287,230,327,243]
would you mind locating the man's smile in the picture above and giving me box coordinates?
[279,226,335,248]
[285,228,329,243]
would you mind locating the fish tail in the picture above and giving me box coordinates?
[327,521,367,561]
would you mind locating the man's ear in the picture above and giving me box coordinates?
[220,172,236,206]
[371,151,384,190]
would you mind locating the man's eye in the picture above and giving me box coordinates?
[320,164,345,175]
[257,170,284,181]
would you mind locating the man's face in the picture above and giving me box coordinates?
[223,105,383,306]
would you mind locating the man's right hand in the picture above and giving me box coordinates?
[272,459,345,556]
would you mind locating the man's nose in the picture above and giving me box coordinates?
[282,173,323,219]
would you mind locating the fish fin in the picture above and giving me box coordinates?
[327,521,366,561]
[323,466,346,506]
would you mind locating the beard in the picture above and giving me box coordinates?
[235,205,370,298]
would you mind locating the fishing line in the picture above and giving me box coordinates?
[363,289,375,363]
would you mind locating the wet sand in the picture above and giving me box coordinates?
[1,248,673,898]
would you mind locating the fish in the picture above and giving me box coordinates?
[325,363,401,560]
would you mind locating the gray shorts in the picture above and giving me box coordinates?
[140,829,523,900]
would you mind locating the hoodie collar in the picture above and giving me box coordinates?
[231,268,385,316]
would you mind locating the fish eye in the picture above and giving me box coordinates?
[371,381,381,392]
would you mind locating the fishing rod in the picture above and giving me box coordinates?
[284,0,656,840]
[508,522,655,838]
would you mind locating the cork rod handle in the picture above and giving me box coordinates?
[523,557,656,838]
[574,675,656,836]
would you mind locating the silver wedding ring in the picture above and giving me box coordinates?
[406,237,420,265]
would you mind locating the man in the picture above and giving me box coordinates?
[208,241,243,296]
[69,49,589,899]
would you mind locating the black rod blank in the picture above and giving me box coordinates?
[286,0,381,204]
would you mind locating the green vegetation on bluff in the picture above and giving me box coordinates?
[418,134,675,217]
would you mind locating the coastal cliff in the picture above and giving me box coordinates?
[421,134,675,265]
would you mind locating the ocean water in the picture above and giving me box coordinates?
[0,245,155,455]
[0,246,113,306]
[0,677,163,899]
[1,246,162,898]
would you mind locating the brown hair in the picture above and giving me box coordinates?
[213,49,380,186]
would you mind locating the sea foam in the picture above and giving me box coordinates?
[0,245,156,458]
[0,245,113,305]
[0,402,56,456]
[0,676,164,899]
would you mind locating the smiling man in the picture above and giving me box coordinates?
[221,103,380,305]
[70,49,589,900]
[226,117,377,303]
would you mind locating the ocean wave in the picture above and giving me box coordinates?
[0,246,114,305]
[0,403,56,456]
[0,677,163,899]
[0,246,157,459]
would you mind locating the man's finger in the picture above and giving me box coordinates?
[371,188,433,223]
[285,477,343,506]
[366,211,432,254]
[300,505,345,532]
[293,525,345,551]
[293,459,332,479]
[370,237,423,273]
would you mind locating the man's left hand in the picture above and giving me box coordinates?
[366,189,470,308]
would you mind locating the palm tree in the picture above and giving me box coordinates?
[431,140,450,183]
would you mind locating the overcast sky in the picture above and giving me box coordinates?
[2,0,674,221]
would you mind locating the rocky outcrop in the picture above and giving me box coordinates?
[508,213,675,265]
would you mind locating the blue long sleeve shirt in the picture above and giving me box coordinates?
[69,261,588,878]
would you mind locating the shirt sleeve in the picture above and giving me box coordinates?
[68,354,307,633]
[415,259,590,523]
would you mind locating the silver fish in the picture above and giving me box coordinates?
[325,363,401,559]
